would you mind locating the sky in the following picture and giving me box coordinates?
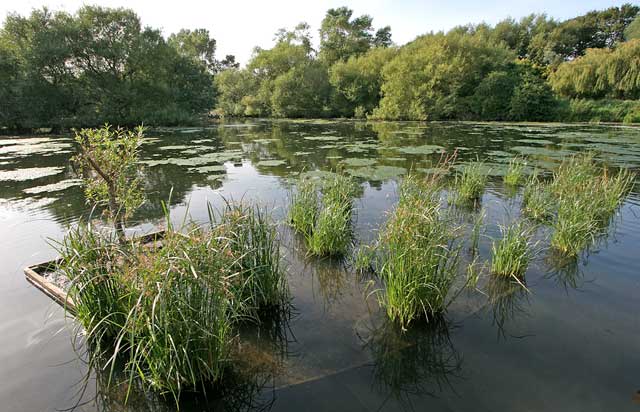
[0,0,632,65]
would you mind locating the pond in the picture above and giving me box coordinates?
[1,119,639,412]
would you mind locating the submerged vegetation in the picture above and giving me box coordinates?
[290,173,357,256]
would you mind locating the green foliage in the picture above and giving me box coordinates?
[504,158,526,186]
[73,125,145,239]
[453,162,489,204]
[559,98,640,123]
[0,6,215,129]
[318,7,390,65]
[372,32,516,120]
[472,71,518,120]
[549,39,640,100]
[290,174,357,257]
[509,66,558,121]
[368,174,462,329]
[491,222,533,277]
[271,62,332,118]
[168,28,217,72]
[329,47,397,117]
[55,202,288,403]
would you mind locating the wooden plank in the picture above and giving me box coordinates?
[24,229,168,315]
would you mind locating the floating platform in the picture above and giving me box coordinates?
[24,230,168,315]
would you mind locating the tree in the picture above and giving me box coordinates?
[509,66,557,121]
[329,47,397,117]
[374,26,392,48]
[373,31,516,120]
[548,39,640,100]
[168,28,217,72]
[271,62,331,118]
[472,70,519,120]
[73,125,145,241]
[0,6,216,128]
[318,7,376,65]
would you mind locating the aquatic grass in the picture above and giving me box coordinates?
[55,200,290,405]
[503,157,526,186]
[290,173,357,257]
[549,153,635,256]
[521,177,555,222]
[368,173,463,329]
[490,221,534,277]
[289,177,319,237]
[453,161,488,205]
[209,202,289,315]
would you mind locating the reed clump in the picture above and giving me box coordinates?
[503,158,526,186]
[549,154,634,256]
[365,173,462,329]
[290,173,357,257]
[490,221,534,277]
[453,161,488,204]
[55,202,288,403]
[521,175,555,222]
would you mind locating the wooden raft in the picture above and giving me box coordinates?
[24,230,168,315]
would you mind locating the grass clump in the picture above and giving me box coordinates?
[549,153,634,256]
[289,173,357,257]
[289,177,318,238]
[365,173,462,329]
[453,161,488,204]
[491,222,534,277]
[503,158,526,186]
[521,175,555,222]
[55,202,288,404]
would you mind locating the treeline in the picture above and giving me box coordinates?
[1,5,640,129]
[216,5,640,123]
[0,6,237,130]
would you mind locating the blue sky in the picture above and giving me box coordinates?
[0,0,631,64]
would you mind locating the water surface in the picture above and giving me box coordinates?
[1,120,639,411]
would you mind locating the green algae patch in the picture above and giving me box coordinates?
[0,167,65,182]
[346,165,406,181]
[341,158,377,167]
[395,145,445,155]
[189,164,227,174]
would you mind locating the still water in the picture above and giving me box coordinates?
[1,120,639,411]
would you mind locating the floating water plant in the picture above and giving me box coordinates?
[503,157,526,186]
[491,221,534,277]
[453,161,488,204]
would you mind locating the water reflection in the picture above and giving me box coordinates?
[486,276,530,339]
[363,317,461,408]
